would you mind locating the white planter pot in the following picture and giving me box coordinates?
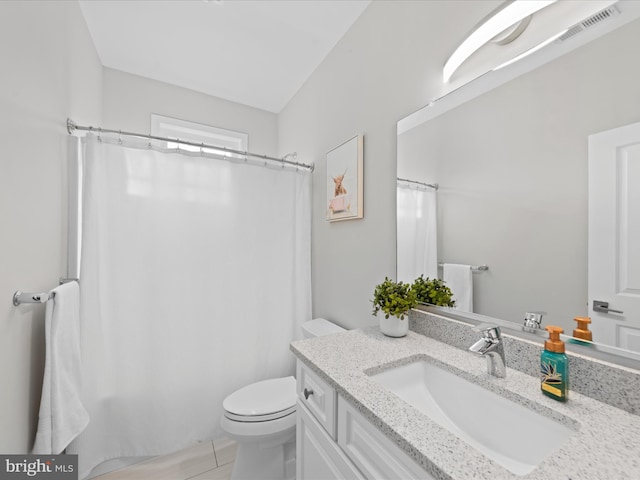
[378,313,409,338]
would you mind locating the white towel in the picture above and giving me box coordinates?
[32,281,89,454]
[443,264,473,313]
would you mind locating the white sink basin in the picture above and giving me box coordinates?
[370,360,575,476]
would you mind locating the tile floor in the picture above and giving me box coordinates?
[92,438,237,480]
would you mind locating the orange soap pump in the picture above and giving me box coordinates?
[540,326,569,402]
[573,316,593,342]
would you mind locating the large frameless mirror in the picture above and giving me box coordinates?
[397,1,640,367]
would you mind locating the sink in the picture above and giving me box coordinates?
[370,360,575,476]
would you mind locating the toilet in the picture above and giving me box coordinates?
[220,318,345,480]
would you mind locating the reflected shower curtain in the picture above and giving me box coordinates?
[68,134,311,478]
[396,183,438,283]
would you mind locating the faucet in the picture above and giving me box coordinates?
[523,311,546,332]
[469,324,506,378]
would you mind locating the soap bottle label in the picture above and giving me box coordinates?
[541,357,567,401]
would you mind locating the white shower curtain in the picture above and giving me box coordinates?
[68,134,311,478]
[396,182,438,283]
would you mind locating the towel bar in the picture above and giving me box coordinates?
[12,278,78,306]
[438,263,489,271]
[13,291,52,306]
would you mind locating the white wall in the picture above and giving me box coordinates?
[0,1,102,453]
[278,1,494,329]
[101,68,278,156]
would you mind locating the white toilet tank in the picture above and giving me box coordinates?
[302,318,345,338]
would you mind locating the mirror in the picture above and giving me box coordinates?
[397,5,640,361]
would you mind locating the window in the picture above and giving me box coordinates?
[150,114,249,158]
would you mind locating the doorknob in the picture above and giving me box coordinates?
[593,300,624,314]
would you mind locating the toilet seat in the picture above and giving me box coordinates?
[224,405,296,423]
[223,376,296,423]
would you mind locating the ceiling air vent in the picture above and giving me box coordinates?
[558,5,620,43]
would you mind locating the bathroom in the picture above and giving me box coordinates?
[2,1,640,479]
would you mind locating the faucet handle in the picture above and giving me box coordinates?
[524,311,546,329]
[473,323,501,340]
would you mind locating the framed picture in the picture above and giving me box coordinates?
[326,134,364,222]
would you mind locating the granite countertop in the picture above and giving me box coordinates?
[290,327,640,480]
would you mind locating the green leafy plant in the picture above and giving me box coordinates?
[372,277,417,320]
[412,275,456,307]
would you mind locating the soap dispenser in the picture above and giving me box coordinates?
[541,325,568,402]
[572,316,593,343]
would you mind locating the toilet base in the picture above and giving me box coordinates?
[221,412,296,480]
[230,432,295,480]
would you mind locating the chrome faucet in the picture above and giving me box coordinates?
[469,324,506,378]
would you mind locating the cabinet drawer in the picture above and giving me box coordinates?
[297,361,337,439]
[337,396,434,480]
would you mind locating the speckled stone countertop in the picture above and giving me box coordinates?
[290,328,640,480]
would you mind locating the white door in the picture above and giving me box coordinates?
[588,122,640,352]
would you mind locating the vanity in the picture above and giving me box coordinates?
[291,313,640,480]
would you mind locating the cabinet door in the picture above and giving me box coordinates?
[297,400,364,480]
[338,397,435,480]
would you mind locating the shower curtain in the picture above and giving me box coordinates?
[68,134,311,478]
[396,182,438,283]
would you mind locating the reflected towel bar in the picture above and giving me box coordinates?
[13,278,78,306]
[438,264,489,272]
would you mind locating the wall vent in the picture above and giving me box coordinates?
[558,5,620,43]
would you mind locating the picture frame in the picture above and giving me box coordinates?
[326,134,364,222]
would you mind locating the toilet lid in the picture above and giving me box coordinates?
[223,376,296,421]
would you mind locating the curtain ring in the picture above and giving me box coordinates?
[200,143,204,156]
[118,130,122,145]
[148,133,152,149]
[98,127,102,142]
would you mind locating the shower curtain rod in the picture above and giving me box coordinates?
[397,177,438,190]
[66,118,314,172]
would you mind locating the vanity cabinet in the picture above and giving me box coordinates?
[297,359,337,439]
[337,396,434,480]
[296,361,362,479]
[297,400,364,480]
[296,360,431,480]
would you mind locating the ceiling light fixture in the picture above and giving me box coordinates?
[492,28,568,71]
[443,0,558,83]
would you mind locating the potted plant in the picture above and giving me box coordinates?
[372,277,417,337]
[412,275,456,307]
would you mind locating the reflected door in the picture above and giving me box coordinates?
[588,122,640,351]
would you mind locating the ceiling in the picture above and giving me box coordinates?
[79,0,371,113]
